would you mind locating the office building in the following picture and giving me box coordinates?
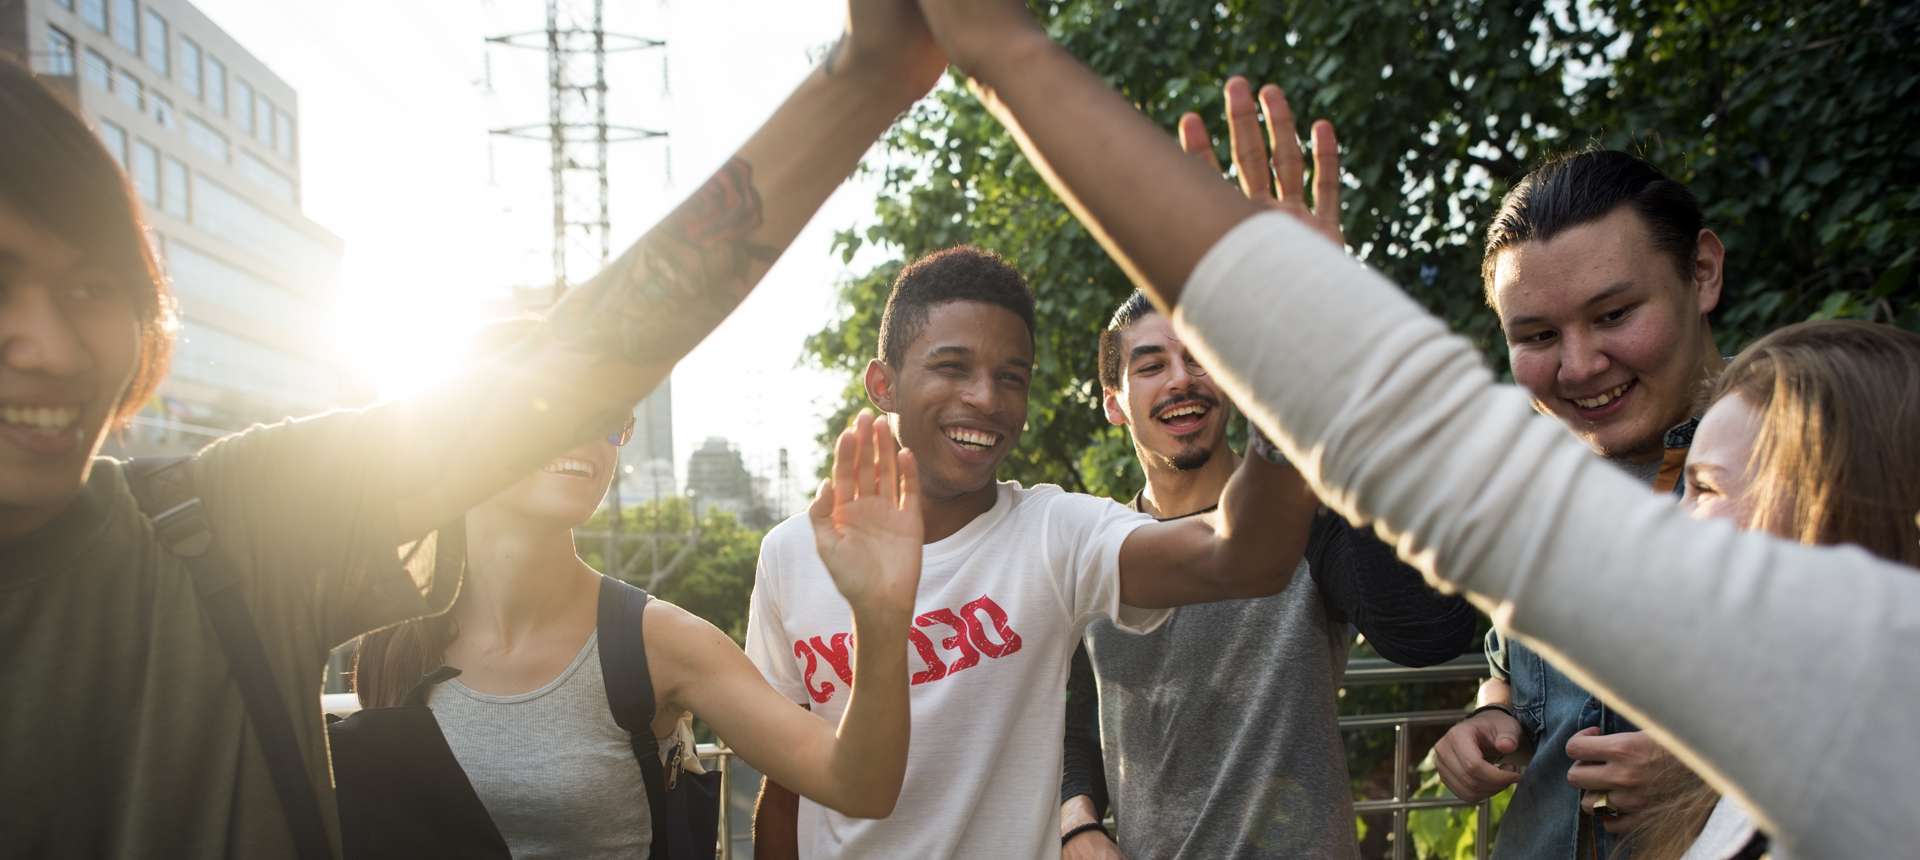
[4,0,351,455]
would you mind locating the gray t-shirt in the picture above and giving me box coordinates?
[1085,557,1357,858]
[429,632,651,858]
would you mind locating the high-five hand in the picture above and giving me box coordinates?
[1177,77,1346,248]
[812,410,924,618]
[835,0,947,100]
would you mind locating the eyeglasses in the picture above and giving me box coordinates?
[607,415,636,448]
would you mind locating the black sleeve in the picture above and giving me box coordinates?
[1307,507,1479,667]
[1061,640,1110,816]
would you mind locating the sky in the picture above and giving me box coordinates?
[188,0,888,513]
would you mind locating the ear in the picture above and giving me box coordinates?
[1691,228,1725,317]
[1102,387,1129,427]
[864,359,897,413]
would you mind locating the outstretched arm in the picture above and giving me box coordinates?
[655,413,922,819]
[909,5,1920,856]
[383,2,944,538]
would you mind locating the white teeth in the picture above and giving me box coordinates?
[0,405,81,431]
[1159,404,1208,420]
[541,457,595,477]
[1573,382,1632,410]
[945,427,998,448]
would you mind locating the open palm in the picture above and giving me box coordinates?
[812,411,923,615]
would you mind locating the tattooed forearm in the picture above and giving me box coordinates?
[546,157,780,367]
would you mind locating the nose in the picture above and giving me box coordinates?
[1556,329,1610,389]
[0,284,97,379]
[958,370,997,414]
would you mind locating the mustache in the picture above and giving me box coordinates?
[1151,391,1221,418]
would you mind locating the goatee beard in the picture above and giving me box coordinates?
[1168,446,1211,471]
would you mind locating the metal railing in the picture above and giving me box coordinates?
[323,653,1491,860]
[1340,654,1494,860]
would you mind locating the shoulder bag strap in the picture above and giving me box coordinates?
[597,575,671,860]
[127,458,333,860]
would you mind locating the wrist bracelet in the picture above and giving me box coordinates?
[1062,821,1110,846]
[1469,703,1517,721]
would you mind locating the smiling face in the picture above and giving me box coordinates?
[1679,391,1764,529]
[866,300,1032,500]
[477,435,620,529]
[0,202,141,536]
[1103,313,1228,472]
[1492,207,1723,463]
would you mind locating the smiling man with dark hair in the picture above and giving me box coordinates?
[747,245,1322,859]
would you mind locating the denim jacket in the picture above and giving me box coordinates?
[1482,417,1699,860]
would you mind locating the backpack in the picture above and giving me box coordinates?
[130,457,722,859]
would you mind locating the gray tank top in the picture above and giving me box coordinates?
[429,632,652,858]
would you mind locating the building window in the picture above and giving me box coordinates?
[184,114,229,162]
[45,27,76,77]
[81,47,110,91]
[238,151,296,205]
[162,156,190,218]
[274,111,294,160]
[234,78,254,133]
[179,38,201,99]
[131,139,159,204]
[111,0,138,55]
[151,93,175,130]
[205,56,226,116]
[142,9,168,76]
[98,120,127,168]
[80,0,106,33]
[254,95,273,146]
[113,67,142,111]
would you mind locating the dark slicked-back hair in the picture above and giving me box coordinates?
[0,60,173,421]
[1097,290,1157,391]
[877,246,1035,367]
[1481,149,1703,306]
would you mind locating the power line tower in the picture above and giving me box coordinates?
[487,0,669,574]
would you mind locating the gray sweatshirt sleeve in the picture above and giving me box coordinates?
[1169,211,1920,859]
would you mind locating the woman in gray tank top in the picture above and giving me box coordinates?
[354,333,927,858]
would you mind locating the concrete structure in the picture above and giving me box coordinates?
[686,436,760,523]
[4,0,352,455]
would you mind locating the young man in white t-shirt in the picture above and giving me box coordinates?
[746,246,1321,859]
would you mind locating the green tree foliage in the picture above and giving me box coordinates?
[582,498,766,644]
[805,0,1920,496]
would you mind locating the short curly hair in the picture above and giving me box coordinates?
[877,246,1035,367]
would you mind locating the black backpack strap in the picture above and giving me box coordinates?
[598,575,671,860]
[126,458,333,860]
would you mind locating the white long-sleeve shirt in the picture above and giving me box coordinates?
[1170,211,1920,859]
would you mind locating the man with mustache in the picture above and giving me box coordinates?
[1060,284,1475,859]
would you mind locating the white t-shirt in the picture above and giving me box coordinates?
[745,481,1165,859]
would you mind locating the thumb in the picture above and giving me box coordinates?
[1485,713,1522,753]
[808,479,834,528]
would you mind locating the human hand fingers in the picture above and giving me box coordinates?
[1224,77,1273,201]
[831,423,858,512]
[898,448,921,519]
[1308,119,1342,243]
[849,410,875,502]
[872,414,898,502]
[1178,112,1224,174]
[1258,83,1304,203]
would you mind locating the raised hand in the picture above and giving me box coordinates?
[911,0,1048,79]
[835,0,947,100]
[1177,77,1346,248]
[811,411,924,617]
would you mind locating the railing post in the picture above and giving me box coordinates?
[1392,718,1410,860]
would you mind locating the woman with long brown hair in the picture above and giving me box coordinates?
[1620,319,1920,859]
